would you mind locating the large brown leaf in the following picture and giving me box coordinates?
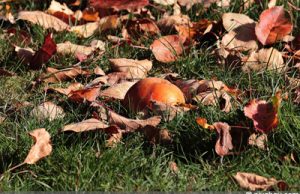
[24,128,52,164]
[61,118,109,132]
[100,81,137,100]
[255,6,293,45]
[30,101,65,121]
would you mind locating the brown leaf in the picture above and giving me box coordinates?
[169,161,179,173]
[100,81,137,100]
[157,14,190,34]
[255,6,293,45]
[57,40,105,56]
[41,66,90,83]
[46,82,84,96]
[213,122,233,157]
[248,133,268,150]
[107,110,161,132]
[24,128,52,164]
[105,129,123,147]
[242,47,285,72]
[15,46,35,64]
[233,172,279,191]
[109,58,152,79]
[18,11,70,31]
[30,101,65,121]
[89,0,149,11]
[244,92,281,133]
[47,0,74,16]
[150,35,186,63]
[61,118,109,132]
[69,15,119,38]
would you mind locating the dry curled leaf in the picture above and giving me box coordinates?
[248,133,268,150]
[244,92,281,133]
[213,122,233,157]
[61,118,109,132]
[30,101,65,121]
[18,11,70,31]
[24,128,52,164]
[109,58,152,79]
[255,6,293,45]
[41,66,90,83]
[233,172,281,191]
[150,35,186,63]
[89,0,149,11]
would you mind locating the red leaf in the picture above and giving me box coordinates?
[29,33,57,70]
[244,93,281,133]
[213,122,233,157]
[89,0,149,11]
[255,6,293,45]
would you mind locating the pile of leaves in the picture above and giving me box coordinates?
[0,0,300,191]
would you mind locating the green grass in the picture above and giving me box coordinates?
[1,0,300,191]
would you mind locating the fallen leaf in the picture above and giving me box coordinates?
[89,0,149,11]
[82,7,99,22]
[30,101,65,121]
[100,81,137,100]
[244,92,281,133]
[57,40,104,57]
[105,129,123,147]
[143,126,172,144]
[213,122,233,157]
[222,13,255,32]
[196,117,214,129]
[47,0,74,16]
[29,33,57,70]
[46,82,84,96]
[233,172,280,191]
[61,118,109,132]
[150,35,186,63]
[154,0,176,5]
[242,47,285,72]
[70,15,119,38]
[255,6,293,45]
[109,58,152,79]
[177,0,202,10]
[157,14,190,33]
[68,86,100,103]
[24,128,52,164]
[18,11,70,31]
[41,66,90,83]
[248,133,268,150]
[15,46,35,64]
[169,161,179,173]
[94,66,105,76]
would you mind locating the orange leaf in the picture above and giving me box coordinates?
[68,87,100,103]
[255,6,293,45]
[24,128,52,164]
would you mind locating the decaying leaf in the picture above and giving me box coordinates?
[213,122,233,157]
[30,101,65,121]
[233,172,280,191]
[244,92,281,133]
[100,81,137,100]
[18,11,70,31]
[89,0,149,11]
[248,133,268,150]
[255,6,293,45]
[150,35,186,63]
[61,118,109,132]
[109,58,152,79]
[242,47,285,72]
[41,66,90,83]
[24,128,52,164]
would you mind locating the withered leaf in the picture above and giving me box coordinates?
[18,11,70,31]
[233,172,280,191]
[61,118,109,132]
[89,0,149,11]
[68,86,100,103]
[248,133,268,150]
[24,128,52,164]
[30,101,65,121]
[213,122,233,157]
[100,81,137,100]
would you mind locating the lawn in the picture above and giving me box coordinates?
[0,0,300,191]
